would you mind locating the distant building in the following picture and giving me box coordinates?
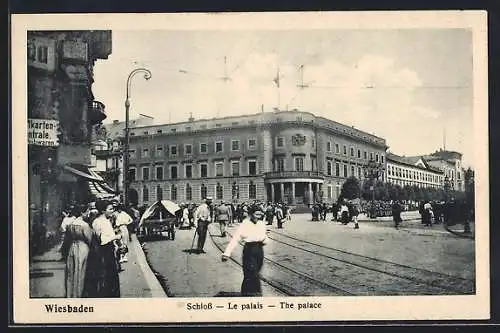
[419,150,465,192]
[126,110,388,207]
[385,153,444,189]
[386,149,466,192]
[93,115,155,194]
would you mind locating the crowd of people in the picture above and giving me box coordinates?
[55,194,472,299]
[58,198,137,298]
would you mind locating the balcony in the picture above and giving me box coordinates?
[264,170,324,180]
[90,100,106,125]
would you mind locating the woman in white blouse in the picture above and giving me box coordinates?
[221,205,268,296]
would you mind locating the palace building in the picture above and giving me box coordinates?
[126,110,388,207]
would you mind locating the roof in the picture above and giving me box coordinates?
[126,110,387,147]
[386,152,444,173]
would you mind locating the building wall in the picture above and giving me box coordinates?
[27,31,112,242]
[127,110,389,206]
[386,160,444,188]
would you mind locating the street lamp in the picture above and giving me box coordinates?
[123,68,152,208]
[364,158,383,218]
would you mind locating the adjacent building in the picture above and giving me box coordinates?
[93,115,155,193]
[385,153,444,189]
[419,150,465,192]
[127,110,388,207]
[27,30,113,253]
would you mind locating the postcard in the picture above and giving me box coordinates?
[11,10,489,324]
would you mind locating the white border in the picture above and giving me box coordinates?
[12,11,489,323]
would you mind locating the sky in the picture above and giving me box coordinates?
[92,29,474,168]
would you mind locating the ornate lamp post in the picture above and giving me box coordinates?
[123,68,152,207]
[444,175,451,202]
[364,158,383,218]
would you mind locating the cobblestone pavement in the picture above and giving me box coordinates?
[143,213,475,297]
[141,226,285,297]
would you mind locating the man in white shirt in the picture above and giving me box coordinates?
[193,197,213,254]
[222,205,268,296]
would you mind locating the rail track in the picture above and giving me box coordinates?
[266,229,475,295]
[208,226,354,296]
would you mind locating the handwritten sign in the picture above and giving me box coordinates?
[28,118,59,147]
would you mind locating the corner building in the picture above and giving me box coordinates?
[128,110,388,207]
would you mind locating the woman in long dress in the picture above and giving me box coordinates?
[91,200,121,298]
[221,205,268,296]
[61,204,93,298]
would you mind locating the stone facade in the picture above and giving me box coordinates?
[27,31,112,252]
[127,110,388,207]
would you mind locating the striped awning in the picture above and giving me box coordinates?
[63,163,118,198]
[88,180,117,199]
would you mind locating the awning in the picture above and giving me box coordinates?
[88,180,117,199]
[63,163,103,182]
[63,163,119,198]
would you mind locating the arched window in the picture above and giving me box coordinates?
[142,185,149,203]
[201,183,207,200]
[216,182,223,200]
[249,181,256,199]
[186,183,192,201]
[156,185,163,201]
[171,184,177,201]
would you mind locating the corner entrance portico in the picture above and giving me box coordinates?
[264,171,324,205]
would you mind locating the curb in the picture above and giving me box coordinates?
[130,234,168,298]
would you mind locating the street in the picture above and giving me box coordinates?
[142,212,475,297]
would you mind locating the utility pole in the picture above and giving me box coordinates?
[297,64,309,89]
[273,65,283,111]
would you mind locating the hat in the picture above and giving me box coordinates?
[205,196,213,201]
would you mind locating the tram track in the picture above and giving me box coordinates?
[267,229,475,295]
[208,226,354,296]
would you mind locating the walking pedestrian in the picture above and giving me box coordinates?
[392,200,402,229]
[350,198,361,230]
[221,205,268,296]
[113,202,133,263]
[90,199,121,298]
[193,197,213,254]
[276,203,285,229]
[265,203,274,226]
[215,201,230,237]
[60,204,93,298]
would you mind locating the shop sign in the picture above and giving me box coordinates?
[27,36,57,71]
[28,118,59,147]
[62,41,88,62]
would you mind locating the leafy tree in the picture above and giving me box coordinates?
[374,180,389,201]
[340,177,361,200]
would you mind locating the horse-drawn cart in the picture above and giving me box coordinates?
[138,200,181,240]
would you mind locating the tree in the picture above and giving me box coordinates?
[340,177,361,200]
[374,180,389,200]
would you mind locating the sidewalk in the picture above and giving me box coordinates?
[29,234,166,298]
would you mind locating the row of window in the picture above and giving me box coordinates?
[387,165,442,184]
[130,139,258,159]
[387,178,442,189]
[325,141,384,163]
[140,182,258,202]
[129,160,258,181]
